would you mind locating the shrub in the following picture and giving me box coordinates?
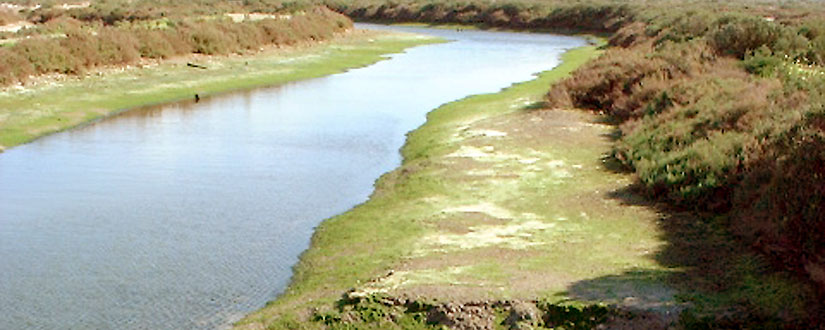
[257,18,299,45]
[710,15,781,58]
[546,2,825,294]
[0,48,35,84]
[133,29,177,58]
[0,5,353,86]
[223,21,267,51]
[182,21,238,55]
[96,27,140,64]
[61,27,102,68]
[12,37,79,74]
[733,109,825,288]
[806,34,825,65]
[743,46,783,77]
[546,48,675,121]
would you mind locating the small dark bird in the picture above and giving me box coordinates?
[194,94,200,102]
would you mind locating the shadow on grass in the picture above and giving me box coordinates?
[563,182,824,327]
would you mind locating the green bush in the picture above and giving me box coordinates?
[710,14,781,58]
[743,46,782,77]
[542,0,825,294]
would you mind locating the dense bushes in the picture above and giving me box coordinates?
[13,37,79,74]
[329,0,635,32]
[615,77,780,205]
[6,0,314,23]
[734,109,825,287]
[132,29,181,59]
[547,4,825,295]
[0,6,351,85]
[0,48,35,85]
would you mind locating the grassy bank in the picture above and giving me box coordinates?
[0,29,441,150]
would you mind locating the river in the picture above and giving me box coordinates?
[0,24,585,329]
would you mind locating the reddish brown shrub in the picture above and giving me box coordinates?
[96,27,140,65]
[547,48,673,120]
[180,21,238,55]
[134,29,177,59]
[61,28,102,68]
[12,37,80,74]
[0,48,35,84]
[733,115,825,289]
[0,6,350,86]
[257,18,298,45]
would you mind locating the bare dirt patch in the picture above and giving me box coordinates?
[431,212,509,234]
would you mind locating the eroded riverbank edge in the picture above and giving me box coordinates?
[0,29,443,151]
[234,42,678,329]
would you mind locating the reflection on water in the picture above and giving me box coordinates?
[0,24,585,329]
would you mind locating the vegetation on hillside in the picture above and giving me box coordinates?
[0,2,352,85]
[543,3,825,302]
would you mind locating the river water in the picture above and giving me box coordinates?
[0,24,585,329]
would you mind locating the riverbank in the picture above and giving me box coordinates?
[238,35,821,328]
[237,43,663,329]
[0,29,442,151]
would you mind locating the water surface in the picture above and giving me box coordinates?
[0,24,585,329]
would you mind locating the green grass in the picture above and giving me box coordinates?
[0,30,443,151]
